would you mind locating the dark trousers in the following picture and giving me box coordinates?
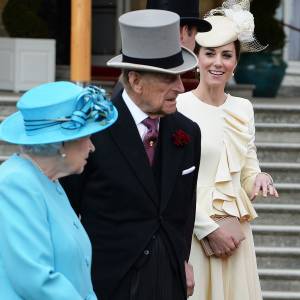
[111,234,186,300]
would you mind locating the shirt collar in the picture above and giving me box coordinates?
[122,89,148,126]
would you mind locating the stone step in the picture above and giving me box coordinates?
[256,247,300,269]
[260,162,300,184]
[0,94,18,117]
[259,269,300,292]
[254,183,300,204]
[252,225,300,248]
[262,291,300,300]
[253,203,300,226]
[257,142,300,163]
[255,123,300,143]
[254,104,300,124]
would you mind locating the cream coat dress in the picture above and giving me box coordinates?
[177,92,262,300]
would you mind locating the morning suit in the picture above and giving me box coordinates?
[62,90,201,300]
[0,154,97,300]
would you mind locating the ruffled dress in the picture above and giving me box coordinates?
[176,92,262,300]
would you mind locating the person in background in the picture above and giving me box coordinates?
[146,0,211,52]
[0,81,117,300]
[176,0,279,299]
[62,9,200,300]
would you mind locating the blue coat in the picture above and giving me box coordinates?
[0,154,97,300]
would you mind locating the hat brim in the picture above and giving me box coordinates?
[180,17,212,32]
[0,107,118,145]
[106,47,198,74]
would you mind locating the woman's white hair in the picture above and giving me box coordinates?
[20,142,62,157]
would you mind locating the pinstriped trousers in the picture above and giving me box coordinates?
[111,233,186,300]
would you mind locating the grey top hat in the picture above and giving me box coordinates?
[106,9,198,74]
[146,0,211,32]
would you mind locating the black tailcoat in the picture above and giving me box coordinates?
[61,93,201,299]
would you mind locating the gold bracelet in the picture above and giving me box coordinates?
[259,172,274,184]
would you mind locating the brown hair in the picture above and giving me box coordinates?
[194,40,241,62]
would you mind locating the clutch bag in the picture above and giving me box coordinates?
[200,216,245,257]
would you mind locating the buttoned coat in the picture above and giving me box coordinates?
[0,155,97,300]
[62,92,201,299]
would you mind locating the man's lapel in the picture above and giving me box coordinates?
[109,95,159,206]
[159,114,184,212]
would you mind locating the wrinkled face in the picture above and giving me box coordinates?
[198,42,237,87]
[63,136,95,174]
[130,72,185,117]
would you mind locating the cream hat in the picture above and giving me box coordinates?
[195,0,267,52]
[195,16,238,48]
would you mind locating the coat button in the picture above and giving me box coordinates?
[85,257,90,267]
[144,249,150,255]
[73,221,79,229]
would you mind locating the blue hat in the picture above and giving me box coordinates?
[0,81,118,145]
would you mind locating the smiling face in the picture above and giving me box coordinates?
[62,136,95,174]
[127,71,185,117]
[198,42,238,88]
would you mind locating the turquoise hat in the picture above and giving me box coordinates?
[0,81,118,145]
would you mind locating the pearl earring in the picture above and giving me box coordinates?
[61,153,66,158]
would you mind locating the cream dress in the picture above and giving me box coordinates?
[177,92,262,300]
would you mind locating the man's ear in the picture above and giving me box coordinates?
[179,25,188,42]
[128,71,143,94]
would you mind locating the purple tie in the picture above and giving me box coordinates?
[142,117,159,165]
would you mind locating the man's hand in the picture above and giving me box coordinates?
[185,261,195,297]
[207,226,241,258]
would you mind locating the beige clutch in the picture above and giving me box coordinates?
[200,216,245,257]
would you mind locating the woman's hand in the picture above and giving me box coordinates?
[250,172,279,200]
[207,227,241,258]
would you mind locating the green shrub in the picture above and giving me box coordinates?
[251,0,285,52]
[2,0,49,38]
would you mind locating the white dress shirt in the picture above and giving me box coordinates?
[122,90,159,140]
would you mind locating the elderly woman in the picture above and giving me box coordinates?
[177,0,278,299]
[0,81,117,300]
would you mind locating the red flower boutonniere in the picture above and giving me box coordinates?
[172,129,191,147]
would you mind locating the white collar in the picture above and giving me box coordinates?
[122,89,148,125]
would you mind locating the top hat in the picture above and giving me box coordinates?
[107,9,198,74]
[146,0,211,32]
[0,81,118,145]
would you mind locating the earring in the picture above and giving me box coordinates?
[61,153,67,158]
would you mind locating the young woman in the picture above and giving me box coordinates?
[177,1,279,299]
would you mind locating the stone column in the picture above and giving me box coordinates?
[70,0,91,82]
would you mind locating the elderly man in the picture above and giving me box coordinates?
[110,0,211,98]
[62,9,201,300]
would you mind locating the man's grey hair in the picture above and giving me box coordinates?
[20,142,62,157]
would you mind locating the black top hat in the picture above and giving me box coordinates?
[146,0,211,32]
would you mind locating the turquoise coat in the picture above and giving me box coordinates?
[0,154,97,300]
